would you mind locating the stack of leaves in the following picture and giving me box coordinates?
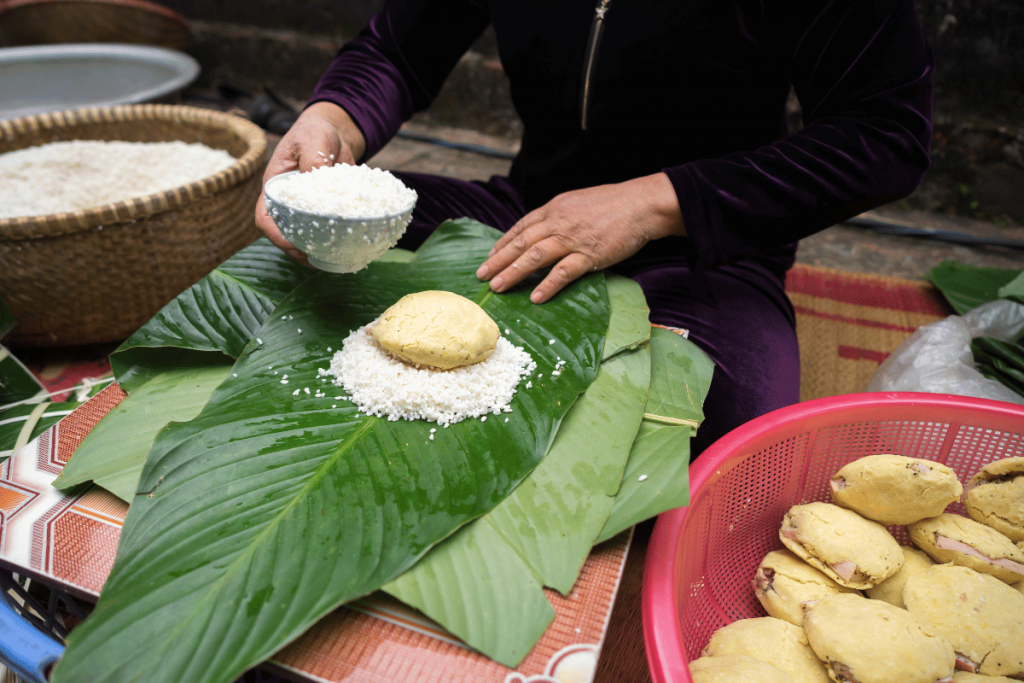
[929,261,1024,400]
[971,337,1024,399]
[48,220,713,683]
[0,297,113,461]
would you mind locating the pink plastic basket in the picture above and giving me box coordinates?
[641,392,1024,683]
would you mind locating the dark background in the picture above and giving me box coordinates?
[160,0,1022,224]
[159,0,1022,126]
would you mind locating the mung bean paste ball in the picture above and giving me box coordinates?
[372,290,499,369]
[962,456,1024,543]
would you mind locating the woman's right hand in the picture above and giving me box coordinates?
[254,101,367,263]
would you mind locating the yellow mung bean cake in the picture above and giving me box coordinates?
[779,502,904,589]
[327,291,537,426]
[962,456,1024,542]
[372,291,499,369]
[829,454,962,525]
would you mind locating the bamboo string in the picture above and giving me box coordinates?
[642,413,698,428]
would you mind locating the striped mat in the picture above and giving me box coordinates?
[785,263,953,402]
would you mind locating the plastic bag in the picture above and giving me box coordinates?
[865,299,1024,405]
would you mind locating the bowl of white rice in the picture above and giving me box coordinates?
[264,164,417,273]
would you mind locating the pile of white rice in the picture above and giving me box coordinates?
[326,323,536,426]
[0,140,236,218]
[269,164,417,217]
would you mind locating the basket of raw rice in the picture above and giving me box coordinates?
[0,104,266,346]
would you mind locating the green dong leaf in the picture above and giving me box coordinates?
[596,327,714,544]
[385,344,651,666]
[52,358,234,501]
[996,270,1024,305]
[110,238,313,392]
[0,344,46,405]
[52,220,610,683]
[929,261,1023,315]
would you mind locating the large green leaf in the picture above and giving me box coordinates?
[53,358,233,501]
[384,345,650,665]
[52,220,610,683]
[480,345,650,593]
[0,344,46,405]
[596,328,714,544]
[604,273,650,358]
[972,337,1024,398]
[929,261,1023,314]
[381,518,555,667]
[110,238,312,392]
[997,270,1024,305]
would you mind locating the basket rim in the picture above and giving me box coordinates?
[0,0,189,27]
[0,103,267,240]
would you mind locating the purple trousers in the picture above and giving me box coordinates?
[392,171,801,458]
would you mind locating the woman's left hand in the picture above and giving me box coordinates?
[476,172,686,303]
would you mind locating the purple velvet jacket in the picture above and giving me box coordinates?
[311,0,933,272]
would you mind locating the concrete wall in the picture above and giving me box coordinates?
[158,0,516,136]
[916,0,1023,120]
[162,0,1020,134]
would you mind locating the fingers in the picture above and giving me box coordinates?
[255,113,347,265]
[475,176,678,304]
[478,221,544,281]
[479,228,597,301]
[477,222,550,287]
[488,208,544,257]
[254,190,308,264]
[528,252,596,304]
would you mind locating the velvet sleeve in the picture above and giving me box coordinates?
[665,0,934,272]
[309,0,491,160]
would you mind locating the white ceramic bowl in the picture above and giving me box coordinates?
[264,170,415,273]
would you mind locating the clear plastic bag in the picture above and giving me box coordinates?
[865,299,1024,405]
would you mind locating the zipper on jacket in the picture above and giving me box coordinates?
[580,0,612,131]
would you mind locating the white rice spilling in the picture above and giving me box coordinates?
[327,323,536,426]
[0,140,236,218]
[268,164,417,217]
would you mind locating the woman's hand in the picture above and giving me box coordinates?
[475,173,686,303]
[254,102,368,263]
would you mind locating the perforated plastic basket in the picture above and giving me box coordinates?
[642,392,1024,683]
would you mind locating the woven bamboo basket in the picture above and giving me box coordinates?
[0,104,266,347]
[0,0,190,50]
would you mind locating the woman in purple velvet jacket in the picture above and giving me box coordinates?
[255,0,933,456]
